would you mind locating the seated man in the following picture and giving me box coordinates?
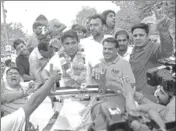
[1,67,34,116]
[29,41,54,86]
[42,30,91,87]
[92,37,135,92]
[1,67,61,131]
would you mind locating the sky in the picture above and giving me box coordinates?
[1,1,119,35]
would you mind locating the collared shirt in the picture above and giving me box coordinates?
[29,47,49,83]
[1,108,26,131]
[94,55,135,91]
[44,50,91,87]
[120,46,133,62]
[80,35,113,67]
[130,37,173,95]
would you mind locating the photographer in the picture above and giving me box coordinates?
[120,77,167,131]
[121,75,175,131]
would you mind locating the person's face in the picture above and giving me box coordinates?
[155,85,170,105]
[34,26,43,36]
[103,42,118,62]
[40,47,54,58]
[16,43,29,56]
[75,30,85,39]
[132,28,148,47]
[106,12,116,28]
[116,34,129,51]
[63,37,79,57]
[90,18,104,37]
[6,69,20,87]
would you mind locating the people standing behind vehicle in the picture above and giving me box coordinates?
[29,41,54,86]
[130,17,174,102]
[80,14,113,67]
[42,30,91,87]
[13,39,35,82]
[27,15,48,53]
[115,30,133,62]
[92,37,135,92]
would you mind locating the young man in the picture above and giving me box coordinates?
[92,37,135,92]
[115,30,133,62]
[130,17,173,102]
[42,30,91,87]
[102,10,116,36]
[29,41,54,85]
[80,14,112,67]
[13,39,34,82]
[1,67,61,131]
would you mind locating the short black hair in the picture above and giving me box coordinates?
[5,59,12,67]
[89,14,106,25]
[115,30,130,40]
[32,21,44,30]
[131,23,149,34]
[61,29,79,43]
[6,67,20,75]
[102,37,119,48]
[102,10,115,20]
[37,41,49,52]
[13,39,26,50]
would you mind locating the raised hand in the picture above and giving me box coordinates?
[120,76,135,97]
[49,63,61,82]
[156,16,170,32]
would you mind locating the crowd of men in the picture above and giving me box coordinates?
[1,8,175,131]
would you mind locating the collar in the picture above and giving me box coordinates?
[133,40,151,52]
[35,47,44,59]
[100,55,120,66]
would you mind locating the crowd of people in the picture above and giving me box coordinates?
[1,8,175,131]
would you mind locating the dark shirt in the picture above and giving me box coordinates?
[16,54,30,78]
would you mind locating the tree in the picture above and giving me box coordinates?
[74,6,98,26]
[112,0,175,31]
[1,22,27,54]
[112,1,143,32]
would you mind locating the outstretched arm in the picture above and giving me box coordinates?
[23,67,61,119]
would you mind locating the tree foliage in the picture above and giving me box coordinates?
[112,0,175,31]
[112,1,143,32]
[1,22,27,54]
[74,6,98,26]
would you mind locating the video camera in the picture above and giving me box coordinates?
[146,58,176,95]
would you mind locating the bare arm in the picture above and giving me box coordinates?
[156,17,174,58]
[21,74,35,81]
[23,69,61,119]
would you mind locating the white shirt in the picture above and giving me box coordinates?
[121,46,133,62]
[80,35,112,67]
[1,108,26,131]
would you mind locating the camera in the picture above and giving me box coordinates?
[146,58,175,94]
